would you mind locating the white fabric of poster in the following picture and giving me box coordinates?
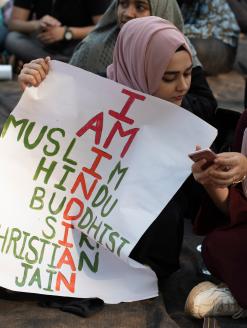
[0,61,217,303]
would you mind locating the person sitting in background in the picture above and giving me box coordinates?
[178,0,240,75]
[185,109,247,319]
[5,0,111,63]
[0,0,9,53]
[227,0,247,34]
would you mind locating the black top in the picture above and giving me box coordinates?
[14,0,111,26]
[181,66,217,125]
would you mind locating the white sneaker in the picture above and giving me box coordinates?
[185,281,242,319]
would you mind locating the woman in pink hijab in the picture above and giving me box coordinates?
[106,16,197,283]
[107,16,192,106]
[19,16,196,283]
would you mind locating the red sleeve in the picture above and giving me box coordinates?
[193,194,228,236]
[228,186,247,226]
[233,109,247,151]
[194,186,247,236]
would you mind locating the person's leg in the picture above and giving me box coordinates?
[202,226,247,309]
[130,196,184,280]
[190,38,237,75]
[0,25,7,51]
[5,31,51,62]
[129,176,201,281]
[185,225,247,319]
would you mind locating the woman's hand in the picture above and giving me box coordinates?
[191,147,247,188]
[18,57,50,91]
[209,152,247,187]
[39,15,61,29]
[192,158,213,186]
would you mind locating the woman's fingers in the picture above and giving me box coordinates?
[18,57,50,90]
[31,57,50,73]
[192,159,212,185]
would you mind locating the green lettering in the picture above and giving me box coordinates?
[101,196,118,217]
[78,207,93,230]
[25,236,39,264]
[43,269,57,292]
[63,138,77,166]
[42,216,57,240]
[78,251,99,273]
[29,186,45,210]
[33,157,57,184]
[91,185,108,208]
[1,115,28,140]
[106,231,120,253]
[43,128,65,156]
[108,161,128,190]
[23,122,47,150]
[48,193,66,215]
[54,165,75,191]
[15,262,32,287]
[117,237,130,257]
[28,267,41,289]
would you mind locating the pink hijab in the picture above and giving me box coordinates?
[107,16,192,95]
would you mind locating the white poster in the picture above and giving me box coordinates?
[0,61,217,303]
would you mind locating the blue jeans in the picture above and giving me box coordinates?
[0,24,7,51]
[5,31,79,62]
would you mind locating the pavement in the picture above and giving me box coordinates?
[0,36,247,327]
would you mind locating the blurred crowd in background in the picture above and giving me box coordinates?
[0,0,247,77]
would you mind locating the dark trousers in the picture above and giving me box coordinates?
[0,25,7,51]
[130,175,204,281]
[5,31,79,62]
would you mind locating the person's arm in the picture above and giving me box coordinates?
[68,14,102,39]
[182,66,217,124]
[192,147,247,215]
[192,158,230,215]
[208,152,247,185]
[37,13,103,44]
[65,1,109,41]
[203,185,229,215]
[7,6,40,33]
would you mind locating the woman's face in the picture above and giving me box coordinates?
[117,0,151,28]
[154,50,192,106]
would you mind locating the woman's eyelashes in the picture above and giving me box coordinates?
[163,70,192,83]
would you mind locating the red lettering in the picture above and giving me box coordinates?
[57,247,76,271]
[56,271,76,293]
[58,221,74,248]
[109,89,145,125]
[71,172,98,200]
[83,147,112,180]
[63,197,84,221]
[103,122,139,158]
[76,112,103,144]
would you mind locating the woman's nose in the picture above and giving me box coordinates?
[124,5,137,18]
[177,76,189,92]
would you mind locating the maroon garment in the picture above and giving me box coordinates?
[194,109,247,308]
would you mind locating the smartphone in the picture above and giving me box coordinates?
[188,148,216,170]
